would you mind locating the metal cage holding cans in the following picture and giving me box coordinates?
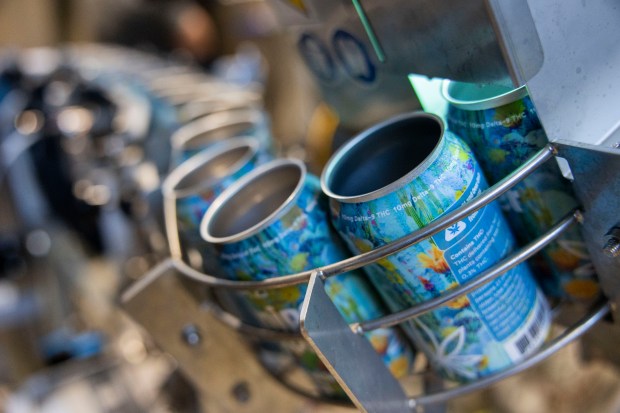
[120,141,612,412]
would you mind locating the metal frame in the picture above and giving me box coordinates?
[165,144,555,290]
[136,142,613,411]
[410,300,609,408]
[301,273,609,412]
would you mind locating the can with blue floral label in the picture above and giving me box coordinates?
[162,137,267,272]
[201,158,415,397]
[321,112,550,382]
[441,81,599,301]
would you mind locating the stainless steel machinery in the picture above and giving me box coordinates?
[72,1,620,412]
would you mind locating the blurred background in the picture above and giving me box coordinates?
[0,1,619,413]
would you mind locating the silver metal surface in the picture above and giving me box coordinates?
[521,1,620,146]
[267,0,546,129]
[269,0,541,85]
[358,210,579,332]
[484,0,544,86]
[602,225,620,258]
[555,140,620,319]
[169,145,554,290]
[603,238,620,259]
[300,272,412,413]
[121,259,331,413]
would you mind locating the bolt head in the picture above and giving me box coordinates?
[603,237,620,258]
[231,381,251,403]
[181,324,202,347]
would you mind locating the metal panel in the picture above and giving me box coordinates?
[523,0,620,146]
[555,141,620,318]
[120,260,313,413]
[266,0,540,129]
[300,272,411,413]
[269,0,543,84]
[485,0,544,85]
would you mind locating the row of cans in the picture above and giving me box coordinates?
[162,115,415,398]
[160,79,599,396]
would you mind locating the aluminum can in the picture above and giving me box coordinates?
[201,158,415,397]
[162,137,267,272]
[177,89,263,123]
[170,107,273,165]
[441,81,599,301]
[321,112,550,382]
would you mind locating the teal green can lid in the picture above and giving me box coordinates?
[441,80,528,111]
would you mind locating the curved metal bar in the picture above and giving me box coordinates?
[172,259,314,290]
[163,195,183,260]
[172,144,556,290]
[260,358,354,407]
[319,144,556,278]
[200,299,302,341]
[183,209,578,345]
[410,300,610,408]
[357,209,579,332]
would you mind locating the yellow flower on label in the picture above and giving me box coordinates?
[488,148,508,163]
[388,355,411,378]
[353,237,374,253]
[290,252,309,272]
[417,244,450,273]
[446,295,470,310]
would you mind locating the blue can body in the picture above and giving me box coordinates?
[322,112,550,382]
[442,81,598,301]
[201,159,415,396]
[163,138,266,273]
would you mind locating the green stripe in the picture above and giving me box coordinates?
[351,0,386,63]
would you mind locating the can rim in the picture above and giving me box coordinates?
[200,158,307,244]
[440,79,528,111]
[181,96,262,123]
[162,137,259,199]
[321,111,446,203]
[171,108,263,151]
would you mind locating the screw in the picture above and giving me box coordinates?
[350,323,365,335]
[231,381,251,403]
[603,225,620,258]
[181,324,202,347]
[603,237,620,258]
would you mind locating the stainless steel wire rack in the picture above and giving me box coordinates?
[120,141,619,412]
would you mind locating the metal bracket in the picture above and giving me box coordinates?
[555,140,620,321]
[300,272,412,413]
[120,259,316,413]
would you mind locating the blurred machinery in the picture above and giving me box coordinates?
[1,1,620,413]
